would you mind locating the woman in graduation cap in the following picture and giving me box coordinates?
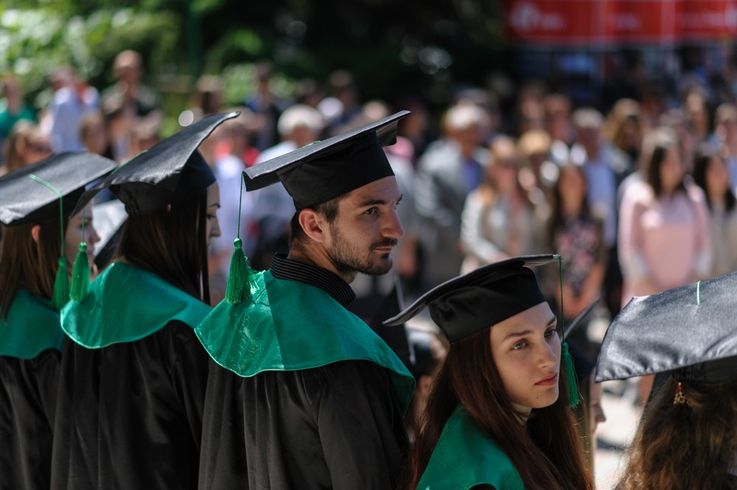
[0,152,116,489]
[595,272,737,489]
[50,113,235,489]
[384,255,592,490]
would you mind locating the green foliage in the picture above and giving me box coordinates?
[1,7,179,105]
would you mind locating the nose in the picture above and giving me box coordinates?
[381,208,403,240]
[211,217,222,239]
[87,225,101,247]
[537,338,559,370]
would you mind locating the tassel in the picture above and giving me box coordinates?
[70,242,90,301]
[224,238,251,304]
[51,257,70,310]
[562,342,580,408]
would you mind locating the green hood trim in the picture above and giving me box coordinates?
[418,407,524,490]
[195,270,415,412]
[0,289,64,359]
[61,262,211,349]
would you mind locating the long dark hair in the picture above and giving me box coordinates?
[0,216,62,317]
[404,328,592,489]
[692,144,736,213]
[116,190,210,303]
[619,376,737,490]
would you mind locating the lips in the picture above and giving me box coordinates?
[535,374,558,386]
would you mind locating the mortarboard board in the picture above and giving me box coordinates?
[383,254,555,343]
[74,111,238,216]
[595,271,737,383]
[0,152,117,309]
[0,152,115,226]
[243,110,410,209]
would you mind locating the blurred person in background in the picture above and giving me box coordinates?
[544,93,574,145]
[49,68,99,152]
[0,74,36,161]
[405,327,447,445]
[247,104,325,269]
[546,160,605,348]
[460,135,540,271]
[245,62,286,150]
[603,98,645,181]
[102,49,159,118]
[126,113,161,159]
[79,112,110,158]
[682,87,711,147]
[1,121,52,176]
[102,94,133,162]
[712,103,737,187]
[618,128,711,403]
[517,128,555,198]
[415,103,488,287]
[692,144,737,278]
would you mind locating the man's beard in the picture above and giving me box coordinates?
[328,225,397,276]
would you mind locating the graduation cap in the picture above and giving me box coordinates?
[595,271,737,384]
[0,152,117,309]
[74,111,238,216]
[0,152,115,226]
[384,254,581,407]
[243,110,410,209]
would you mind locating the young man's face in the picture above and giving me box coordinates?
[324,176,403,276]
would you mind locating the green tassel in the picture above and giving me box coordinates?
[562,342,580,408]
[51,257,70,310]
[70,242,90,301]
[224,238,251,304]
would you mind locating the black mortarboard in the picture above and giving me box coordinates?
[595,271,737,383]
[243,110,409,209]
[0,152,116,226]
[74,112,238,215]
[383,255,555,343]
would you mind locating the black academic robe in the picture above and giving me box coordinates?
[0,350,59,490]
[51,321,208,490]
[198,359,408,489]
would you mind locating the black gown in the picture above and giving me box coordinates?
[0,350,60,490]
[198,359,408,489]
[51,322,209,490]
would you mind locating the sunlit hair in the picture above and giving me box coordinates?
[639,127,686,197]
[618,376,737,490]
[0,217,62,317]
[116,190,211,303]
[403,327,592,489]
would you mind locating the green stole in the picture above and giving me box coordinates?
[195,269,415,411]
[0,289,63,359]
[61,262,211,349]
[417,407,524,490]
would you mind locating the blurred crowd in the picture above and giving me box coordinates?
[3,48,737,343]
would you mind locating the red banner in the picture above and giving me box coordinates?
[504,0,737,45]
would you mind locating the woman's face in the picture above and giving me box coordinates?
[706,156,729,198]
[205,183,222,247]
[659,147,684,194]
[558,166,586,206]
[489,302,561,412]
[64,203,100,266]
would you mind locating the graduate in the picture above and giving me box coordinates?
[596,271,737,489]
[51,112,235,489]
[195,111,415,489]
[384,255,592,490]
[0,152,115,490]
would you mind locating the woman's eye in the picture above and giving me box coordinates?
[512,340,527,351]
[544,328,559,338]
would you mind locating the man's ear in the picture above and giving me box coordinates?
[298,208,327,244]
[30,224,42,243]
